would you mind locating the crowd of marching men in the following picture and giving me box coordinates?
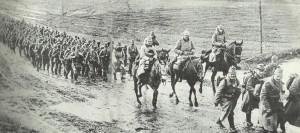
[213,56,300,133]
[0,14,116,82]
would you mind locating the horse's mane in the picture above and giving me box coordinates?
[151,59,162,76]
[226,41,236,51]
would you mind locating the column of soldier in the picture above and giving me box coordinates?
[214,55,300,133]
[0,15,111,83]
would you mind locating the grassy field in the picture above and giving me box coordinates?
[1,0,299,62]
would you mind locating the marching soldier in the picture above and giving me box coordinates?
[87,45,99,82]
[113,42,126,80]
[260,68,285,133]
[41,41,50,73]
[264,55,280,78]
[214,66,241,133]
[128,40,139,77]
[72,46,84,81]
[99,43,110,80]
[241,64,265,127]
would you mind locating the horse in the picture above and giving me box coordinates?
[199,40,243,95]
[167,55,203,107]
[132,48,170,108]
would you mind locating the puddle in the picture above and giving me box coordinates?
[280,58,300,83]
[50,102,118,123]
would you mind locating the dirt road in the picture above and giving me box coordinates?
[1,43,300,132]
[1,0,300,132]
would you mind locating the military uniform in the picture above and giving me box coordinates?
[113,43,125,80]
[241,74,264,125]
[264,63,279,78]
[128,42,138,76]
[41,45,50,72]
[137,37,156,79]
[99,44,110,79]
[87,47,99,81]
[173,29,195,71]
[285,76,300,127]
[214,74,241,132]
[260,74,285,132]
[209,25,226,62]
[72,51,84,81]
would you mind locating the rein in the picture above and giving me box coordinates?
[187,56,202,78]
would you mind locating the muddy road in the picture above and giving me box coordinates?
[1,43,300,132]
[1,0,300,132]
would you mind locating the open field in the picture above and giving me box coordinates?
[0,0,299,59]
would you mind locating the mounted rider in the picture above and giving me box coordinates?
[137,36,156,84]
[203,25,226,63]
[173,29,195,80]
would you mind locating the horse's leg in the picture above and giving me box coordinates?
[134,77,141,105]
[188,81,197,107]
[19,46,22,56]
[171,71,180,104]
[211,69,218,95]
[169,74,175,98]
[199,63,209,93]
[189,85,193,107]
[138,84,143,98]
[152,88,158,108]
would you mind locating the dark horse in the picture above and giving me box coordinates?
[132,48,170,108]
[199,40,243,94]
[167,56,203,107]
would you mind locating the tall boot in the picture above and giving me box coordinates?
[228,114,237,133]
[216,118,225,129]
[246,112,253,127]
[113,73,117,80]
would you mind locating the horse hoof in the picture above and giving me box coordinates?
[138,94,142,98]
[199,89,202,94]
[153,104,157,109]
[194,102,199,107]
[137,100,142,105]
[169,93,173,98]
[176,99,179,104]
[189,102,193,107]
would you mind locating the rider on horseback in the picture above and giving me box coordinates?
[173,29,195,80]
[137,36,156,85]
[203,25,227,63]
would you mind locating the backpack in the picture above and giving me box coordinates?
[241,71,253,89]
[286,75,298,90]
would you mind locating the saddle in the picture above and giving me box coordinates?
[209,48,225,62]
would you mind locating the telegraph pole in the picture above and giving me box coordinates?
[259,0,263,54]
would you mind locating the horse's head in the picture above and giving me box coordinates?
[156,48,171,84]
[227,40,243,63]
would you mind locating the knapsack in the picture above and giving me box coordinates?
[241,71,253,89]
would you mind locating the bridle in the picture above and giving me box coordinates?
[225,42,242,63]
[157,52,169,86]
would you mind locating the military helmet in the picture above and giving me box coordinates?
[256,64,265,71]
